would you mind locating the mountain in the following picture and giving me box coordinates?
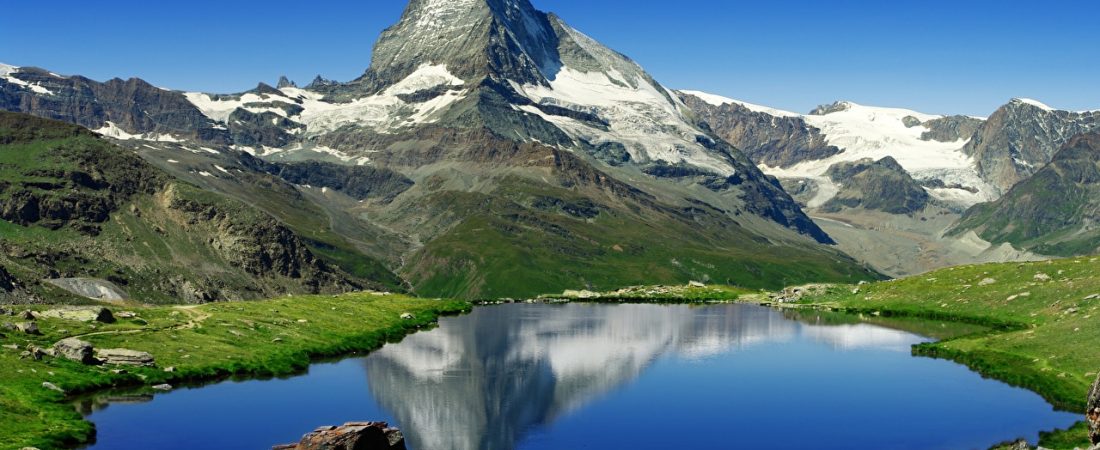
[0,0,880,300]
[962,98,1100,195]
[677,92,1075,277]
[0,111,402,304]
[951,132,1100,256]
[819,157,930,215]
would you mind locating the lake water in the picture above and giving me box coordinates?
[82,303,1077,450]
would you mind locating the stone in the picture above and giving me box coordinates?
[41,382,64,394]
[1034,273,1052,282]
[274,422,406,450]
[34,306,115,323]
[400,313,415,320]
[1088,372,1100,444]
[1086,294,1100,301]
[24,345,46,360]
[49,338,98,364]
[18,310,35,320]
[15,322,40,335]
[96,348,155,367]
[151,384,173,391]
[116,311,137,319]
[978,278,997,286]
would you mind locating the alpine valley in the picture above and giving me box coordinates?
[4,1,1100,450]
[1,0,1097,299]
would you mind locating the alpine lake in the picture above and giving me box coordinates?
[78,303,1077,450]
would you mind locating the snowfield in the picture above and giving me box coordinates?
[681,91,995,207]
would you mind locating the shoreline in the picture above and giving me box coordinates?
[0,294,471,450]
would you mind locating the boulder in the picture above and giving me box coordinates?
[49,338,98,364]
[274,422,406,450]
[96,348,155,367]
[1090,371,1100,444]
[399,313,414,320]
[15,322,40,335]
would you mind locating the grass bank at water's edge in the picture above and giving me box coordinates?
[0,293,470,450]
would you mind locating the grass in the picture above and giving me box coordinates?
[0,293,470,450]
[403,178,879,299]
[792,255,1100,449]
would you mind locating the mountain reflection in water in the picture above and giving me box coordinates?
[362,303,923,450]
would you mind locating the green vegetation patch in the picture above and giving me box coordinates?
[0,293,469,449]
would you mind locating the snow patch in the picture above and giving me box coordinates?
[512,65,734,175]
[0,63,17,77]
[678,90,799,118]
[738,100,996,207]
[1013,98,1054,112]
[214,165,230,174]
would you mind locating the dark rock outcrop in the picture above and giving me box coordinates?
[239,156,414,202]
[1089,371,1100,445]
[680,93,842,168]
[963,99,1100,194]
[273,422,406,450]
[918,115,985,143]
[821,157,930,215]
[0,68,228,144]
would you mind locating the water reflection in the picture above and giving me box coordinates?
[363,304,926,450]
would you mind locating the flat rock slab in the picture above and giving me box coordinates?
[35,306,115,323]
[96,348,155,367]
[44,278,129,303]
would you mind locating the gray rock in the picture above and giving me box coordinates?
[43,279,129,303]
[50,338,98,365]
[14,322,40,335]
[95,348,155,367]
[35,306,115,323]
[1089,372,1100,444]
[41,382,64,394]
[400,313,415,320]
[151,384,173,391]
[274,421,406,450]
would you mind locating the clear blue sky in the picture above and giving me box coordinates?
[2,0,1098,116]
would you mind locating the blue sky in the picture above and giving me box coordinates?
[2,0,1097,116]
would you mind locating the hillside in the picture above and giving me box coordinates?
[0,112,402,304]
[952,133,1100,256]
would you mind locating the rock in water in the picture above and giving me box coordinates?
[274,422,406,450]
[1090,372,1100,444]
[95,348,155,366]
[49,338,98,365]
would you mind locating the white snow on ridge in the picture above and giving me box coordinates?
[678,90,799,118]
[93,121,181,143]
[1013,98,1054,112]
[0,63,18,77]
[511,62,735,175]
[684,91,995,207]
[185,64,467,135]
[0,63,55,96]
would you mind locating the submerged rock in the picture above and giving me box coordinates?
[273,422,406,450]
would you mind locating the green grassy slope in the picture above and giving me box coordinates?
[0,293,469,450]
[402,175,879,299]
[0,112,403,303]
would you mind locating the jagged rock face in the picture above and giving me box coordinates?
[240,156,414,202]
[821,157,930,215]
[917,115,984,143]
[361,0,559,92]
[0,67,228,143]
[964,99,1100,194]
[680,92,841,168]
[952,132,1100,256]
